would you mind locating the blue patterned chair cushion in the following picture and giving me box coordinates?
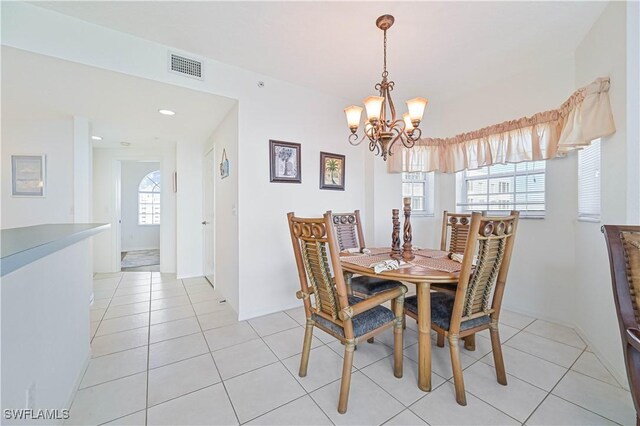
[350,276,404,296]
[405,293,490,331]
[312,296,395,338]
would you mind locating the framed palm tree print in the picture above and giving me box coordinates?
[319,152,345,191]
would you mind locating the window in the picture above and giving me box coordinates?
[402,172,435,216]
[138,170,160,225]
[458,161,546,217]
[578,139,601,221]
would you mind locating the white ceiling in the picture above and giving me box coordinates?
[2,47,236,148]
[33,1,608,104]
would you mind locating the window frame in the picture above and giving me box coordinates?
[401,171,435,217]
[577,139,601,223]
[138,170,161,226]
[457,161,546,218]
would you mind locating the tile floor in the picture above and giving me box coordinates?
[73,271,636,425]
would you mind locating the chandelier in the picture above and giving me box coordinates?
[344,15,428,161]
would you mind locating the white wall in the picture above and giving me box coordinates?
[93,147,176,273]
[1,239,92,419]
[573,1,635,386]
[1,115,75,228]
[204,104,239,313]
[120,161,160,251]
[1,3,367,319]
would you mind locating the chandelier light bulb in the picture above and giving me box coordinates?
[406,97,428,124]
[344,105,364,132]
[402,113,414,134]
[363,96,384,122]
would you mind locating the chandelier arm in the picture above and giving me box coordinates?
[348,132,366,146]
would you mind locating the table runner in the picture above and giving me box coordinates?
[409,257,462,273]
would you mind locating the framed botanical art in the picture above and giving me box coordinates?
[319,152,345,191]
[270,140,301,183]
[11,154,46,197]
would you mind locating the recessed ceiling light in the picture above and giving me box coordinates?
[158,109,176,116]
[120,142,131,147]
[91,135,103,141]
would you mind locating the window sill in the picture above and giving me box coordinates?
[411,213,435,218]
[577,217,601,223]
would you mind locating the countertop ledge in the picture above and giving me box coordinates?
[1,223,110,277]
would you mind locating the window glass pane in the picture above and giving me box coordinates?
[139,170,161,224]
[402,183,412,197]
[401,172,434,215]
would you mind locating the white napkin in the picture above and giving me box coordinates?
[369,259,405,274]
[344,248,372,255]
[450,253,478,266]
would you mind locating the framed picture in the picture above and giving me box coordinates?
[11,155,46,197]
[319,152,345,191]
[270,140,301,183]
[220,149,230,179]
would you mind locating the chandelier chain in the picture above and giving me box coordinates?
[383,29,387,76]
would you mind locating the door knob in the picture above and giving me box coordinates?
[202,221,209,225]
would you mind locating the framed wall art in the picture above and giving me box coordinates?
[269,140,301,183]
[220,149,230,179]
[319,152,345,191]
[11,154,46,197]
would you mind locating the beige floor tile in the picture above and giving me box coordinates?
[80,347,148,389]
[148,332,209,369]
[505,331,582,368]
[524,320,586,349]
[103,302,150,320]
[67,373,147,425]
[552,370,636,425]
[110,293,152,307]
[192,299,230,316]
[188,291,220,303]
[571,351,622,388]
[384,409,428,425]
[362,355,446,406]
[282,345,352,392]
[310,371,404,425]
[90,309,106,322]
[405,342,477,379]
[410,382,519,425]
[103,410,146,425]
[328,339,393,369]
[185,283,215,295]
[182,277,209,287]
[149,317,200,343]
[527,394,616,425]
[151,287,187,300]
[499,309,536,329]
[93,288,117,300]
[203,321,259,352]
[93,272,122,281]
[148,354,221,406]
[376,326,419,349]
[213,338,278,379]
[96,313,149,336]
[477,323,521,343]
[90,321,100,339]
[225,363,306,423]
[463,362,548,422]
[91,327,149,358]
[149,304,195,325]
[198,308,238,330]
[114,285,151,297]
[479,345,567,391]
[263,326,322,360]
[246,395,332,425]
[248,312,300,337]
[150,295,191,311]
[147,384,238,425]
[90,298,111,310]
[284,306,307,326]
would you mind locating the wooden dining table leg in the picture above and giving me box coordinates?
[417,281,432,392]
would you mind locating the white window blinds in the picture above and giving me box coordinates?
[578,139,601,221]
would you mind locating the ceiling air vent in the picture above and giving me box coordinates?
[169,52,203,80]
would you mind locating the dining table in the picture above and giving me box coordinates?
[340,247,461,392]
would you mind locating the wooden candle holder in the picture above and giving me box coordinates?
[391,209,402,259]
[402,197,415,261]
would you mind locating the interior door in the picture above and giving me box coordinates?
[202,148,216,284]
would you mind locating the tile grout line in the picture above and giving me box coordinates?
[183,279,242,426]
[144,273,154,426]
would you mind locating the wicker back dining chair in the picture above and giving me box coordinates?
[405,211,520,405]
[287,212,407,414]
[440,211,473,253]
[603,225,640,423]
[331,210,404,298]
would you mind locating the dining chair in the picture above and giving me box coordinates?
[440,210,472,253]
[287,211,407,414]
[603,225,640,423]
[405,211,520,405]
[331,210,404,298]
